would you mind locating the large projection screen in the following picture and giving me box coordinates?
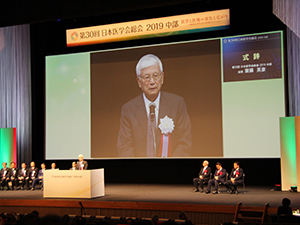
[45,31,285,160]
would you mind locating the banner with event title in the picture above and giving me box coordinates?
[66,9,230,47]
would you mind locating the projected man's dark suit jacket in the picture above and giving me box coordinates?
[117,91,192,157]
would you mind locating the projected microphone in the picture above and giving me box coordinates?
[149,103,156,121]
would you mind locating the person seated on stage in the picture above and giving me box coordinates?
[205,162,226,194]
[193,160,211,192]
[224,161,244,194]
[70,161,77,170]
[277,198,293,216]
[32,163,46,191]
[51,162,59,170]
[76,154,88,170]
[0,162,11,190]
[17,162,28,190]
[8,162,19,190]
[26,161,39,190]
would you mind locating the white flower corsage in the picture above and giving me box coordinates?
[158,116,175,134]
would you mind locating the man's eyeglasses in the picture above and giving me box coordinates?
[138,73,162,82]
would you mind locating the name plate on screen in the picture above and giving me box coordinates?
[66,9,230,47]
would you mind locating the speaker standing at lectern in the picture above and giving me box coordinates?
[76,154,88,170]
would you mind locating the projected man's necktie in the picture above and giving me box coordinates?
[147,104,156,157]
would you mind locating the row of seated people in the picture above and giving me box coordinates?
[193,160,244,194]
[0,211,193,225]
[0,154,88,191]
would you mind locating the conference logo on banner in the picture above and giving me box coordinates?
[66,9,230,47]
[70,32,79,42]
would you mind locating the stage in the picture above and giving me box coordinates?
[0,184,299,225]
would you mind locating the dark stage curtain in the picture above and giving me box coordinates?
[0,25,31,166]
[273,0,300,116]
[287,27,300,116]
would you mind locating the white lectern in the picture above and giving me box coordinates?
[43,169,105,198]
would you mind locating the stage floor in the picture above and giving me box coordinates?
[0,184,299,207]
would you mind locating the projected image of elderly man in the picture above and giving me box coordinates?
[117,54,192,157]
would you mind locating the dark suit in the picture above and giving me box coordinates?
[225,167,244,192]
[206,168,226,192]
[117,91,192,157]
[17,168,28,189]
[26,167,39,189]
[76,161,88,170]
[193,166,211,191]
[8,168,19,189]
[0,168,10,190]
[32,169,44,189]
